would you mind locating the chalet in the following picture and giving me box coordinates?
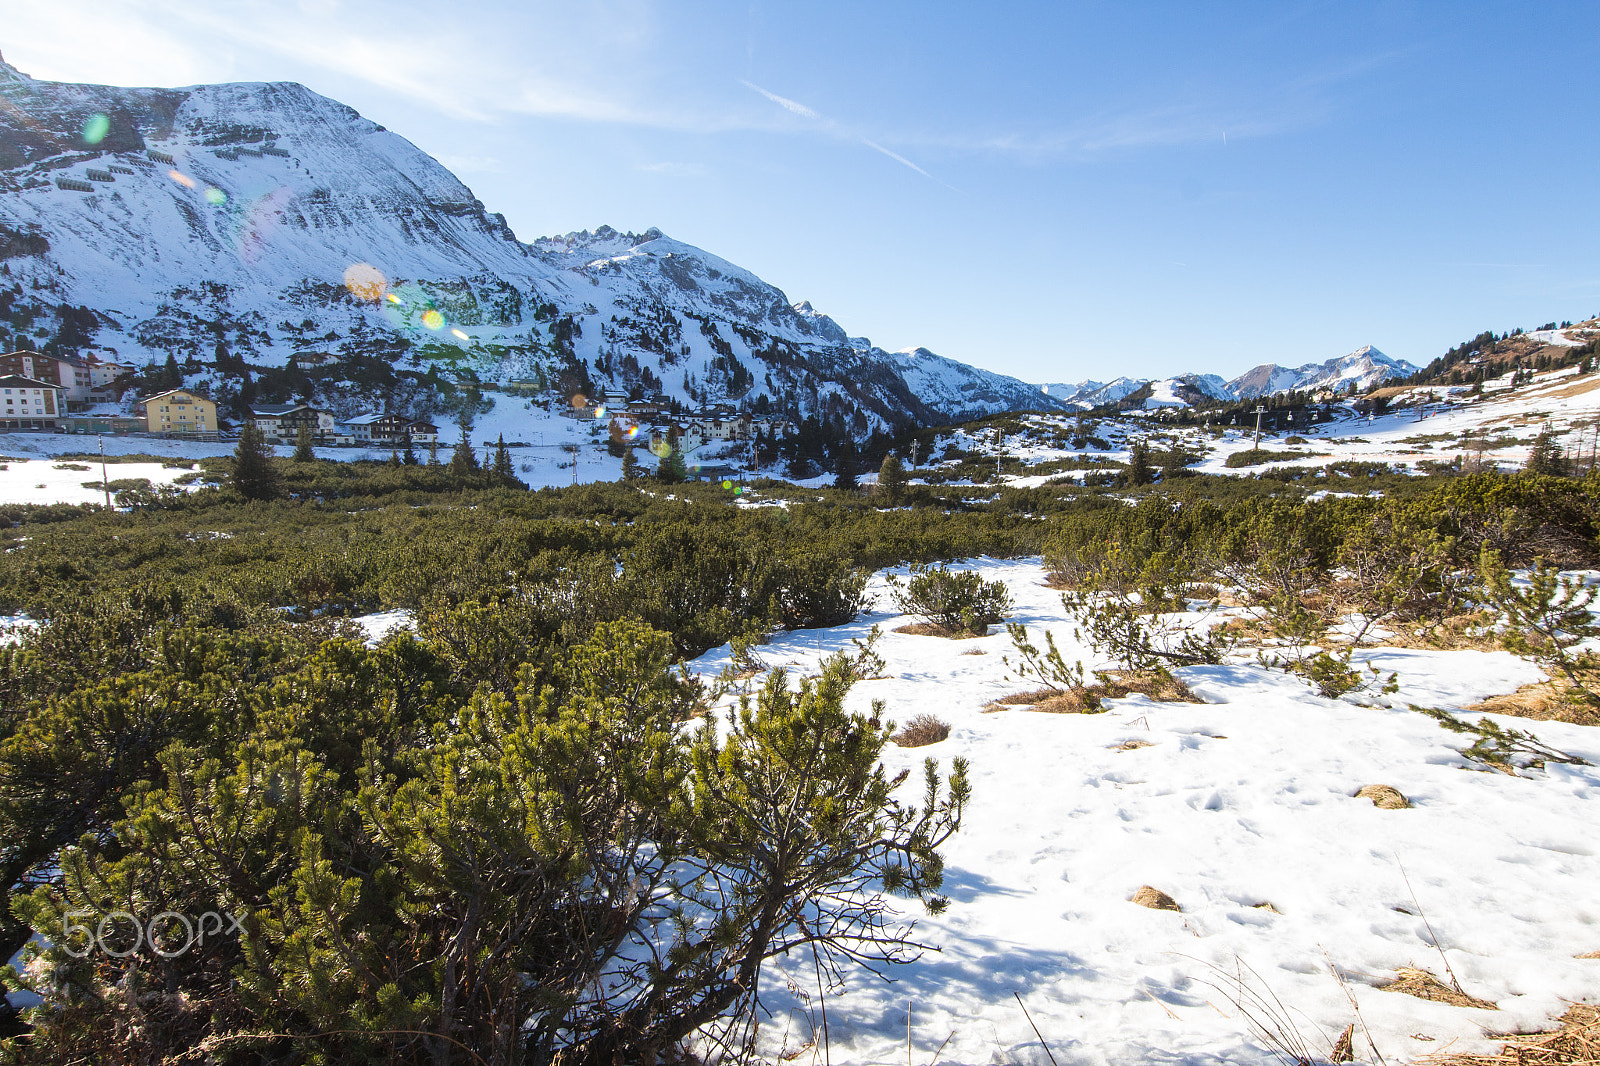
[624,399,667,419]
[142,388,218,438]
[248,403,338,442]
[0,375,64,430]
[338,413,435,446]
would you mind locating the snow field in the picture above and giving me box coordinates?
[0,458,200,507]
[688,558,1600,1065]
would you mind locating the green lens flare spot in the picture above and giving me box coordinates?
[82,113,110,145]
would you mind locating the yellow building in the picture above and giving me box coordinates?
[143,388,218,437]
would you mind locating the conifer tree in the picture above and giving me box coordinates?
[1525,427,1568,477]
[1128,440,1154,486]
[402,431,419,465]
[162,352,181,388]
[492,434,520,487]
[292,424,315,463]
[606,419,626,458]
[877,452,907,503]
[621,446,639,481]
[658,425,686,483]
[231,424,280,500]
[450,412,479,476]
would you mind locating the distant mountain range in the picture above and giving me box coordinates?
[1038,345,1418,409]
[0,53,1058,430]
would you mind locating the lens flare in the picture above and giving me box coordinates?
[595,405,606,417]
[344,263,388,302]
[626,424,639,438]
[82,113,110,145]
[234,186,290,263]
[421,309,445,330]
[649,439,671,458]
[203,186,227,205]
[569,394,588,409]
[451,328,469,341]
[721,479,733,490]
[386,292,403,305]
[168,169,195,188]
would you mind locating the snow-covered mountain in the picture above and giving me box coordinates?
[1037,349,1417,410]
[1227,345,1417,398]
[0,55,1059,429]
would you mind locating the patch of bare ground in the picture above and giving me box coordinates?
[986,670,1203,714]
[1467,681,1600,727]
[1541,374,1600,401]
[1375,612,1502,652]
[1112,739,1152,751]
[892,622,988,639]
[1380,968,1497,1010]
[1417,1004,1600,1065]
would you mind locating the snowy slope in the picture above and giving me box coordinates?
[0,56,1060,430]
[683,557,1600,1066]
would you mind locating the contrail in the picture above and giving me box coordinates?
[740,79,821,120]
[740,79,953,190]
[862,138,933,179]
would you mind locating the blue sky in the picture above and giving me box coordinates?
[6,1,1599,383]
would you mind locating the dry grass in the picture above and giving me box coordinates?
[1113,739,1153,752]
[1417,1004,1600,1064]
[1377,612,1502,652]
[988,670,1204,715]
[1467,681,1600,726]
[1379,968,1497,1010]
[893,714,951,748]
[961,647,988,656]
[1355,784,1412,809]
[1130,885,1182,911]
[892,622,988,639]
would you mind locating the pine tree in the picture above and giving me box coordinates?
[231,424,280,500]
[450,407,479,476]
[1525,427,1568,477]
[658,425,685,483]
[428,439,440,465]
[1128,440,1154,486]
[402,432,419,466]
[162,352,182,389]
[292,424,315,463]
[492,434,519,487]
[607,419,626,458]
[621,446,639,481]
[877,453,906,503]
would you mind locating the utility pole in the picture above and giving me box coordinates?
[99,435,110,508]
[1252,405,1266,449]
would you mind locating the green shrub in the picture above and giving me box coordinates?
[889,563,1012,632]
